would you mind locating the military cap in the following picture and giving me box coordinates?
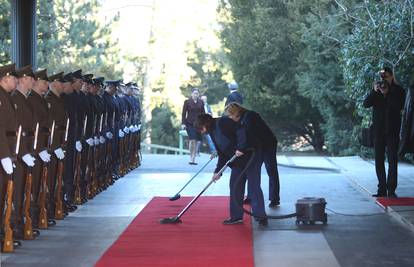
[83,74,94,84]
[63,72,74,82]
[72,69,83,80]
[93,77,104,86]
[0,63,17,79]
[105,80,121,87]
[48,72,65,82]
[33,69,48,81]
[124,82,133,87]
[16,65,35,78]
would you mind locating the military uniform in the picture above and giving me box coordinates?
[0,64,18,242]
[27,82,50,227]
[44,73,68,219]
[10,65,37,239]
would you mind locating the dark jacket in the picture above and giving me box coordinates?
[182,98,204,126]
[363,82,405,139]
[225,90,243,106]
[399,86,414,155]
[208,117,247,173]
[0,86,17,159]
[237,110,277,151]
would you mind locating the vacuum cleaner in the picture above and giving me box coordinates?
[160,152,328,225]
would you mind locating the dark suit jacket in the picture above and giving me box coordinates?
[363,82,405,139]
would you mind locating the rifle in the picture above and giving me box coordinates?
[23,123,39,240]
[73,116,87,205]
[3,125,22,252]
[38,120,55,229]
[54,118,69,220]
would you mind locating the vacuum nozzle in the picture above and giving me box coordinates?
[169,194,181,201]
[160,216,182,224]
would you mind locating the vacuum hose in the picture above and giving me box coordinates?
[231,148,297,220]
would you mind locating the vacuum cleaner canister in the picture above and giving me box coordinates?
[295,197,327,225]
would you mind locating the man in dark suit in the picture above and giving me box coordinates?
[363,67,405,198]
[225,82,243,107]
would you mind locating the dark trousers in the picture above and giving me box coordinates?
[374,135,399,194]
[31,157,43,226]
[230,150,266,219]
[263,145,280,202]
[12,160,26,235]
[80,144,90,198]
[0,170,10,235]
[63,140,75,202]
[48,156,58,218]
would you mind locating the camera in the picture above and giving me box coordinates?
[380,70,385,79]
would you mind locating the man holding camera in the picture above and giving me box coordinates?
[363,67,405,198]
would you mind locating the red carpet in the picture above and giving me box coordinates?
[95,196,254,267]
[376,197,414,208]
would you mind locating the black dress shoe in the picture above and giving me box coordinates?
[372,193,387,197]
[388,192,398,198]
[268,200,280,208]
[223,217,243,225]
[48,219,56,226]
[243,198,251,205]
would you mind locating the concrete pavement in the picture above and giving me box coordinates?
[1,153,414,267]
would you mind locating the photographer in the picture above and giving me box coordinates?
[363,67,405,198]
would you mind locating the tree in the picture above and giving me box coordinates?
[294,0,358,155]
[219,0,325,151]
[184,42,229,105]
[0,0,11,64]
[37,0,122,78]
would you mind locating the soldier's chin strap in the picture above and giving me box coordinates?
[231,148,297,220]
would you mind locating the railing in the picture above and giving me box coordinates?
[141,142,190,155]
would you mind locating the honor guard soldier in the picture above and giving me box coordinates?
[28,69,53,228]
[61,72,78,212]
[103,80,121,180]
[45,72,68,220]
[71,70,86,205]
[11,65,38,240]
[0,64,20,251]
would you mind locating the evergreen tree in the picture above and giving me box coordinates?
[37,0,121,78]
[0,0,11,64]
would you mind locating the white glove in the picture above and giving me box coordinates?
[75,141,82,152]
[134,125,139,132]
[54,148,65,160]
[39,150,51,163]
[123,126,129,134]
[94,136,100,146]
[86,138,94,146]
[129,125,135,133]
[106,132,113,140]
[1,157,14,174]
[99,136,105,144]
[22,153,36,167]
[119,129,125,138]
[138,124,141,131]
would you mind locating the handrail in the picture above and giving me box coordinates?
[141,142,190,155]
